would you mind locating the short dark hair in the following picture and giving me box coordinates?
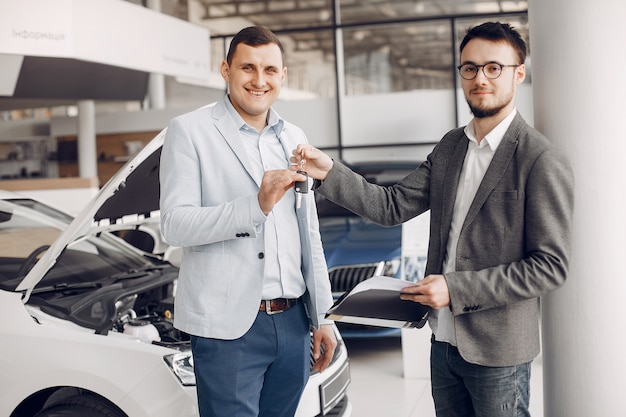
[226,26,285,65]
[460,22,527,65]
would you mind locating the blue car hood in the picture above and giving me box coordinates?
[319,217,402,268]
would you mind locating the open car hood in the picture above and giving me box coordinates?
[16,127,166,296]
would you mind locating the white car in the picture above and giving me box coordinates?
[0,127,351,417]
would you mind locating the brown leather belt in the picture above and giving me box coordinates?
[259,298,299,315]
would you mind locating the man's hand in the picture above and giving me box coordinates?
[258,170,307,215]
[290,145,334,181]
[400,274,451,310]
[311,324,337,373]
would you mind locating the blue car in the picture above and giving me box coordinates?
[316,162,424,337]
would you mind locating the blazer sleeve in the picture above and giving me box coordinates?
[314,159,431,226]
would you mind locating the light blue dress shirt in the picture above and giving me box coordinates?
[223,97,306,300]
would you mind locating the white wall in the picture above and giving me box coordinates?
[275,83,533,164]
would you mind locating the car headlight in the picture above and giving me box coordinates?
[164,351,196,386]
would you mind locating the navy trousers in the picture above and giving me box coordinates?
[191,301,310,417]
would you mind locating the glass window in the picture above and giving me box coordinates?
[210,37,227,75]
[343,21,454,95]
[280,30,337,98]
[211,29,337,99]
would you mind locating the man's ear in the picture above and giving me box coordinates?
[220,60,230,82]
[515,63,526,85]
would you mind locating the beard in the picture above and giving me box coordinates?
[466,90,514,119]
[468,102,505,118]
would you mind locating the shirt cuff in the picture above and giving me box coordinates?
[318,316,334,326]
[312,178,323,190]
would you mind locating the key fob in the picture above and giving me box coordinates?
[295,171,309,193]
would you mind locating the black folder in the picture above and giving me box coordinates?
[325,276,430,328]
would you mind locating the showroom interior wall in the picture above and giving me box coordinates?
[528,0,625,415]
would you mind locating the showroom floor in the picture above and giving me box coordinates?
[343,335,544,417]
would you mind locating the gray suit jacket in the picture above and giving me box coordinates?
[316,112,574,366]
[159,99,333,340]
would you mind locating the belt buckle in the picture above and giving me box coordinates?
[264,299,283,315]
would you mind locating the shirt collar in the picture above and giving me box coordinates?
[464,108,517,151]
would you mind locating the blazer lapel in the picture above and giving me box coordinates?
[440,134,469,254]
[212,101,262,187]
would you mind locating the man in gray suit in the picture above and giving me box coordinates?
[160,26,336,417]
[292,22,574,416]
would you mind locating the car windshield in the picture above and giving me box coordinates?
[9,198,74,223]
[0,198,150,292]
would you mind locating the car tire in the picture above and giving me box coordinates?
[34,395,125,417]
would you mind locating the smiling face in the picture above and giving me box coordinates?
[460,38,526,120]
[220,42,286,131]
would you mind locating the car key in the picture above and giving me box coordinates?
[295,154,308,209]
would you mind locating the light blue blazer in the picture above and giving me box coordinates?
[159,99,333,340]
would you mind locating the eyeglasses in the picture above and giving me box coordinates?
[457,62,520,80]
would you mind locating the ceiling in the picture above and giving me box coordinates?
[191,0,527,29]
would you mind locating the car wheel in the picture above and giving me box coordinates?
[34,395,125,417]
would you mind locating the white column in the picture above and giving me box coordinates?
[148,73,166,110]
[528,1,626,416]
[146,0,166,110]
[401,213,431,379]
[77,100,97,180]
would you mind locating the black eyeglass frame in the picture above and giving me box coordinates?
[456,62,521,80]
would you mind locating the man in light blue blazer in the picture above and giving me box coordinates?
[159,26,335,417]
[293,22,574,417]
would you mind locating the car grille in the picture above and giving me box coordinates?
[316,395,349,417]
[309,332,342,374]
[328,262,383,294]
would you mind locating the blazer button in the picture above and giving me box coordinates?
[258,252,265,259]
